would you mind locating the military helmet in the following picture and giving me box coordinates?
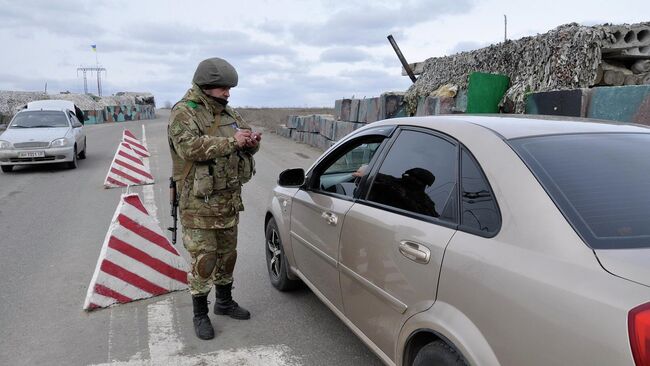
[192,57,238,88]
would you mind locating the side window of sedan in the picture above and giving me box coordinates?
[367,130,458,222]
[460,149,501,235]
[316,139,383,198]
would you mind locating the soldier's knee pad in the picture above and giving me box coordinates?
[195,252,217,279]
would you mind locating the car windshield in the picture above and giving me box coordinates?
[510,133,650,249]
[9,111,69,128]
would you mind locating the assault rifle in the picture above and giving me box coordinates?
[168,177,178,244]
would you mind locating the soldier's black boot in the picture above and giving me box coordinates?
[192,295,215,340]
[214,283,251,320]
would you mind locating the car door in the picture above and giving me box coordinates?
[339,127,459,360]
[69,112,83,148]
[290,133,390,312]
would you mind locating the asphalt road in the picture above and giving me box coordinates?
[0,109,383,366]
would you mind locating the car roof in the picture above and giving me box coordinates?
[25,100,75,113]
[375,114,650,140]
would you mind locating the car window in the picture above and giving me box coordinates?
[69,112,82,127]
[460,149,500,235]
[367,129,458,222]
[315,140,383,198]
[9,111,69,128]
[510,133,650,249]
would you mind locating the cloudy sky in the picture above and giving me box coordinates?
[0,0,647,107]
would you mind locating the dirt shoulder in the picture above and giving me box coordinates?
[235,107,334,133]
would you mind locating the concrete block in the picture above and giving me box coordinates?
[393,105,408,118]
[349,99,360,122]
[416,96,436,116]
[296,116,306,132]
[358,99,368,122]
[525,89,591,117]
[587,85,650,124]
[334,121,364,141]
[340,99,352,121]
[320,116,336,140]
[415,96,455,116]
[454,89,468,113]
[359,98,380,123]
[277,125,292,138]
[438,97,455,114]
[334,99,342,120]
[379,92,405,119]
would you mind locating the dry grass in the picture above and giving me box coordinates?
[235,107,334,133]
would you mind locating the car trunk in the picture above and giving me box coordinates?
[595,248,650,287]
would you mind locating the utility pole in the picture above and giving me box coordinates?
[77,66,107,96]
[504,14,508,42]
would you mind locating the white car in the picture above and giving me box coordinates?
[0,100,87,172]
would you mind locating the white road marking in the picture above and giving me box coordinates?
[107,308,114,362]
[140,125,157,222]
[91,344,301,365]
[92,297,300,365]
[147,297,183,361]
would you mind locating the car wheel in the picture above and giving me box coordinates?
[1,165,13,173]
[265,217,300,291]
[412,341,468,366]
[79,138,87,159]
[67,147,78,169]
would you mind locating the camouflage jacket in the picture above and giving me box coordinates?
[168,84,259,229]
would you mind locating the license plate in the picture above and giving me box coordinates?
[18,151,45,158]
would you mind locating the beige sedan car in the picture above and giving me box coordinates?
[264,115,650,366]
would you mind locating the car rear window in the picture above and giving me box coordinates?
[10,111,69,128]
[510,133,650,249]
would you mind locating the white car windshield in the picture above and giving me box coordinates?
[10,111,69,128]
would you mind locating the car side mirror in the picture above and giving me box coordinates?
[278,168,305,187]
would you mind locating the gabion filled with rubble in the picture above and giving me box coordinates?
[404,22,650,114]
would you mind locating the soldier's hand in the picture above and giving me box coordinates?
[234,130,252,148]
[246,131,262,148]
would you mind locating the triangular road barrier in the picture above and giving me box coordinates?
[123,129,151,158]
[84,194,189,311]
[104,142,154,188]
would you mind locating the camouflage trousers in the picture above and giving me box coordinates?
[182,226,238,296]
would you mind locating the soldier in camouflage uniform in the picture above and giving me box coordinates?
[168,57,261,340]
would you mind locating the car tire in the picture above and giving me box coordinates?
[67,147,78,169]
[1,165,13,173]
[265,217,300,291]
[412,341,468,366]
[79,138,87,160]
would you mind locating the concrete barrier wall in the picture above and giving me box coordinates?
[526,85,650,124]
[83,105,156,125]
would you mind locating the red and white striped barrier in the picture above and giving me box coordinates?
[123,129,151,158]
[104,142,154,188]
[84,194,189,311]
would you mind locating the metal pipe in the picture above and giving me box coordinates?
[387,34,417,83]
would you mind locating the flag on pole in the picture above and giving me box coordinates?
[91,44,97,52]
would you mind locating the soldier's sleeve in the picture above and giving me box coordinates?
[229,107,260,155]
[169,105,237,161]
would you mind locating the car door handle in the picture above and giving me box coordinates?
[399,241,431,264]
[321,211,338,226]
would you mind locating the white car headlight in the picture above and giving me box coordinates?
[0,140,12,150]
[51,138,70,148]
